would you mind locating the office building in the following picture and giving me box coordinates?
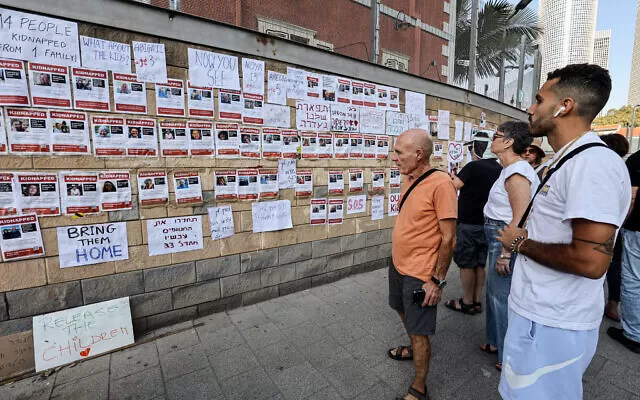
[593,29,611,69]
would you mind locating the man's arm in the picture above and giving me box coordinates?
[423,218,456,306]
[627,186,638,219]
[452,175,464,190]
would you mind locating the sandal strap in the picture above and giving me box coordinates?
[408,386,427,400]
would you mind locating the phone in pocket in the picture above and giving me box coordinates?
[413,288,426,304]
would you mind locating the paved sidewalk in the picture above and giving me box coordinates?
[1,267,639,400]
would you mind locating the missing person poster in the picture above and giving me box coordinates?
[71,67,110,111]
[242,93,264,125]
[28,63,72,109]
[300,131,318,159]
[215,123,240,158]
[214,170,238,201]
[377,85,389,109]
[0,59,30,106]
[187,81,214,118]
[336,78,351,104]
[333,133,349,159]
[259,169,279,200]
[328,170,345,195]
[318,132,333,159]
[330,104,359,133]
[306,72,321,99]
[281,129,299,159]
[295,169,313,197]
[328,199,344,225]
[0,173,19,216]
[173,171,203,205]
[16,172,60,216]
[363,134,376,159]
[363,82,377,108]
[376,135,390,159]
[434,141,443,159]
[147,216,203,257]
[98,171,132,211]
[310,198,327,225]
[428,115,438,138]
[349,168,364,193]
[321,75,337,102]
[218,89,243,121]
[0,214,44,261]
[5,108,50,155]
[237,169,259,201]
[92,115,126,156]
[159,120,188,157]
[59,171,100,215]
[351,81,364,106]
[155,79,185,117]
[371,169,385,193]
[261,128,282,159]
[50,111,90,155]
[125,118,158,157]
[240,127,261,159]
[137,171,169,206]
[390,167,401,188]
[188,120,214,157]
[113,73,147,114]
[57,222,129,268]
[389,87,400,110]
[0,110,6,154]
[349,133,364,158]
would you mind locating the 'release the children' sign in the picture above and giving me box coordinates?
[57,222,129,268]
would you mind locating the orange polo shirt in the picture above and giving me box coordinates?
[392,171,458,282]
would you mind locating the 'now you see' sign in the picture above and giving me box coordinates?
[57,222,129,268]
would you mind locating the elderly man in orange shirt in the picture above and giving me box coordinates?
[387,128,458,400]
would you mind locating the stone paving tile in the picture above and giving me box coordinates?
[320,357,380,398]
[270,361,330,400]
[165,367,222,400]
[254,340,307,373]
[228,305,270,330]
[109,366,165,400]
[54,354,111,385]
[110,341,159,380]
[305,386,344,400]
[267,307,312,330]
[193,310,233,328]
[298,337,351,370]
[156,328,201,355]
[598,359,640,395]
[256,296,296,315]
[281,320,330,349]
[241,321,287,350]
[209,344,260,380]
[219,367,280,400]
[308,284,342,298]
[324,320,369,344]
[196,324,245,355]
[353,382,399,400]
[51,370,108,400]
[0,375,54,400]
[160,344,210,381]
[343,334,389,366]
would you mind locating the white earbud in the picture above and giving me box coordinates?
[554,106,566,118]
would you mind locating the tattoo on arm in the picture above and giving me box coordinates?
[574,234,616,256]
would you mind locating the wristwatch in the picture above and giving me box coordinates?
[431,276,447,289]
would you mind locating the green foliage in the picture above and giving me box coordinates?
[593,105,634,126]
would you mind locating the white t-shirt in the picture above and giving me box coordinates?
[483,160,539,223]
[509,132,632,330]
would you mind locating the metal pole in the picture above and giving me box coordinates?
[498,30,507,102]
[370,0,380,64]
[632,105,640,151]
[516,35,526,109]
[531,46,542,105]
[468,0,479,92]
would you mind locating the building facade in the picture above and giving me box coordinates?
[629,1,640,106]
[593,29,611,70]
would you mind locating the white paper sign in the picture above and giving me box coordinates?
[33,298,134,372]
[286,67,306,100]
[147,216,203,256]
[264,103,291,128]
[346,195,366,215]
[252,200,293,233]
[455,120,464,141]
[388,192,400,216]
[405,91,426,116]
[386,111,409,136]
[208,206,234,240]
[80,36,131,73]
[296,100,330,131]
[360,107,386,135]
[242,58,265,95]
[57,222,128,268]
[438,109,450,124]
[188,48,240,89]
[330,104,359,132]
[464,121,473,141]
[132,41,167,83]
[267,71,287,105]
[278,159,297,189]
[0,214,44,261]
[371,195,384,220]
[448,141,465,163]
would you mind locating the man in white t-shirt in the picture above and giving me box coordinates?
[496,64,631,399]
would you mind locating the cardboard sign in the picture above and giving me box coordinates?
[33,297,134,372]
[57,222,128,268]
[208,205,234,241]
[147,216,203,256]
[132,41,167,83]
[0,330,35,380]
[80,36,131,73]
[188,48,240,89]
[252,200,292,233]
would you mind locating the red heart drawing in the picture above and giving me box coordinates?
[80,348,91,357]
[448,142,463,162]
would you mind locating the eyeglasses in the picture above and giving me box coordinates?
[492,134,504,141]
[523,148,536,154]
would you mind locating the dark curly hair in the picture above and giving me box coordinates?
[547,64,612,122]
[600,134,629,157]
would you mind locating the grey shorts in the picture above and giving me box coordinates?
[388,263,437,336]
[453,223,488,268]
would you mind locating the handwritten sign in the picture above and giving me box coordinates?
[80,36,131,73]
[464,121,473,141]
[252,200,293,233]
[188,48,239,89]
[371,195,384,220]
[33,297,134,372]
[346,194,367,215]
[147,216,203,256]
[0,330,34,380]
[386,111,409,136]
[242,58,264,95]
[0,7,80,65]
[296,100,330,131]
[264,103,291,128]
[286,67,306,100]
[57,222,129,268]
[405,91,425,116]
[360,107,386,134]
[388,193,400,216]
[132,41,166,83]
[267,71,287,105]
[448,141,464,163]
[208,205,234,240]
[278,159,297,189]
[330,103,359,132]
[455,120,464,141]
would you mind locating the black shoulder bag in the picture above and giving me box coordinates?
[398,169,440,212]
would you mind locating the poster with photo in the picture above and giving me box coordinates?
[377,85,389,109]
[132,41,167,83]
[318,132,333,159]
[386,111,409,137]
[188,120,214,157]
[306,72,321,99]
[215,170,238,201]
[328,199,344,225]
[0,59,30,106]
[0,214,44,261]
[286,67,306,100]
[218,89,243,121]
[405,91,426,116]
[282,129,299,159]
[348,168,364,193]
[434,141,443,160]
[58,171,100,215]
[359,107,386,135]
[237,169,259,201]
[71,67,110,111]
[336,78,351,104]
[328,170,344,195]
[376,135,390,159]
[349,133,364,158]
[126,118,158,157]
[112,73,147,114]
[321,75,337,102]
[187,81,214,118]
[261,127,282,159]
[389,87,400,110]
[267,70,287,105]
[242,58,265,96]
[295,169,313,197]
[28,63,72,109]
[333,133,350,159]
[215,122,240,158]
[242,93,264,125]
[98,171,132,211]
[428,115,439,138]
[137,171,168,206]
[263,103,290,128]
[296,100,330,131]
[371,195,384,221]
[300,131,318,159]
[363,134,377,159]
[50,111,91,155]
[351,81,364,106]
[16,172,60,216]
[371,169,385,193]
[330,104,359,132]
[159,120,188,157]
[240,127,261,159]
[363,82,377,108]
[259,169,279,199]
[0,173,18,216]
[390,167,401,188]
[389,192,400,216]
[155,79,185,117]
[310,198,327,225]
[91,115,126,157]
[6,108,50,155]
[174,171,203,205]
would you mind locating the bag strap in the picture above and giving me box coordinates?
[399,168,439,212]
[517,142,608,228]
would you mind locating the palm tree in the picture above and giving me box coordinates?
[454,0,542,85]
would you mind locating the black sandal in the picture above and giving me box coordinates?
[444,298,478,315]
[479,343,498,354]
[396,386,429,400]
[387,345,413,361]
[473,301,482,313]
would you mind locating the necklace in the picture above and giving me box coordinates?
[541,131,590,178]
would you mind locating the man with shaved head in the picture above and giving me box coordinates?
[387,128,457,400]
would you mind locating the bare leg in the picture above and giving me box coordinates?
[390,311,412,359]
[474,267,486,304]
[409,334,431,395]
[460,268,476,305]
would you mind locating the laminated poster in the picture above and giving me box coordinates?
[336,78,351,104]
[348,168,364,193]
[306,72,321,100]
[281,129,300,159]
[242,93,264,125]
[187,81,214,118]
[428,115,439,138]
[28,63,72,109]
[386,111,409,137]
[363,82,377,108]
[113,73,147,114]
[300,131,318,159]
[147,216,203,257]
[328,170,344,195]
[208,205,235,241]
[349,133,364,158]
[80,36,131,73]
[296,100,330,131]
[218,89,243,121]
[333,133,350,159]
[328,199,344,225]
[371,169,385,193]
[188,48,240,89]
[377,85,389,109]
[351,81,364,106]
[389,192,400,216]
[390,167,401,188]
[155,79,185,117]
[259,169,279,199]
[159,120,189,157]
[57,222,129,268]
[215,123,240,158]
[92,115,127,157]
[434,141,443,160]
[71,67,110,111]
[277,159,297,189]
[267,71,287,105]
[137,171,169,206]
[295,169,313,197]
[371,195,384,221]
[359,107,386,135]
[240,127,261,159]
[174,171,203,205]
[0,172,19,216]
[5,108,50,155]
[310,198,327,225]
[321,75,337,102]
[237,169,259,201]
[388,87,400,110]
[261,127,283,159]
[318,132,333,159]
[242,58,265,96]
[16,172,60,216]
[286,67,306,100]
[126,118,158,157]
[98,171,132,211]
[58,171,100,215]
[330,104,359,132]
[252,200,292,233]
[0,214,44,261]
[263,103,290,128]
[188,120,214,157]
[376,135,390,159]
[132,41,167,83]
[214,170,238,201]
[363,134,376,159]
[0,59,30,106]
[405,91,426,116]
